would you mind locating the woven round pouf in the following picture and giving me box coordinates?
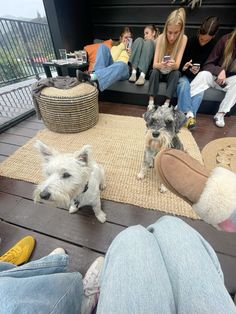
[36,83,98,133]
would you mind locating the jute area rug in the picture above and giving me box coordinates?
[0,113,202,219]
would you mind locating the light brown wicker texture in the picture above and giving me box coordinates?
[202,137,236,172]
[36,83,98,133]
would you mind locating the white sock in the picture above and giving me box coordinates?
[140,72,145,79]
[163,100,170,107]
[186,111,194,118]
[216,112,224,117]
[90,73,97,81]
[149,99,154,106]
[132,69,137,74]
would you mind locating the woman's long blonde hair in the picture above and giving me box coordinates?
[222,27,236,70]
[158,8,186,62]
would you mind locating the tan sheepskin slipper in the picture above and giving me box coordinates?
[155,148,236,232]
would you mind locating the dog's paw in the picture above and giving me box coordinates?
[159,183,167,193]
[96,211,106,223]
[69,205,79,214]
[137,172,145,180]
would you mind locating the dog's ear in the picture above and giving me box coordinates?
[34,140,58,161]
[173,108,187,132]
[143,109,155,123]
[74,145,92,165]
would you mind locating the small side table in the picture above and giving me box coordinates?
[43,61,88,78]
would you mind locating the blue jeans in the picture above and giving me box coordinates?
[177,76,204,116]
[97,216,236,314]
[93,44,129,91]
[0,253,83,313]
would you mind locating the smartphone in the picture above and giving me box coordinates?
[127,38,133,49]
[163,55,171,62]
[193,63,200,69]
[214,77,227,88]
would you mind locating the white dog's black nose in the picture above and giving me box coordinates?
[152,131,160,138]
[40,190,51,200]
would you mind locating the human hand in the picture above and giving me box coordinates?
[216,69,226,86]
[190,64,200,75]
[165,59,175,69]
[123,37,129,48]
[126,47,132,55]
[182,59,193,71]
[160,60,168,69]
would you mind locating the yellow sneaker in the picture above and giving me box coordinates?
[0,236,35,266]
[185,117,196,130]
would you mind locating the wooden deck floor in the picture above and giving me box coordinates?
[0,101,236,294]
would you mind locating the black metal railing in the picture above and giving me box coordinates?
[0,85,33,117]
[0,17,56,87]
[0,83,35,133]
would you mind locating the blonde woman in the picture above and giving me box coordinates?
[148,8,187,109]
[190,27,236,127]
[129,25,159,86]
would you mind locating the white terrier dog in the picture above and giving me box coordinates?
[34,140,106,223]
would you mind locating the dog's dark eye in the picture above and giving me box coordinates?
[62,172,71,179]
[149,118,154,125]
[165,119,173,125]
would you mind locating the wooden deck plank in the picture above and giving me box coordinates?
[0,156,7,162]
[0,133,30,146]
[0,221,100,275]
[218,253,236,294]
[0,177,235,257]
[15,120,45,130]
[0,192,125,253]
[0,143,19,156]
[26,116,44,124]
[5,126,39,138]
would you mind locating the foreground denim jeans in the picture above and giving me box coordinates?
[97,216,236,314]
[0,253,83,314]
[93,44,129,91]
[177,76,204,116]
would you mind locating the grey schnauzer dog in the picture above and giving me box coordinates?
[34,140,106,223]
[137,105,186,191]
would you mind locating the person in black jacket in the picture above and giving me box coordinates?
[176,16,220,129]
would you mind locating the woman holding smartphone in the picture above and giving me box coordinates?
[128,25,159,86]
[77,27,133,91]
[148,8,187,110]
[190,27,236,128]
[176,16,220,129]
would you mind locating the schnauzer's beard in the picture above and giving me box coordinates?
[145,129,172,151]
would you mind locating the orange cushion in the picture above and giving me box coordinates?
[84,39,113,71]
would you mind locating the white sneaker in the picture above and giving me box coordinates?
[214,113,225,128]
[81,256,104,314]
[129,73,137,82]
[148,100,155,111]
[162,102,170,108]
[49,248,66,255]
